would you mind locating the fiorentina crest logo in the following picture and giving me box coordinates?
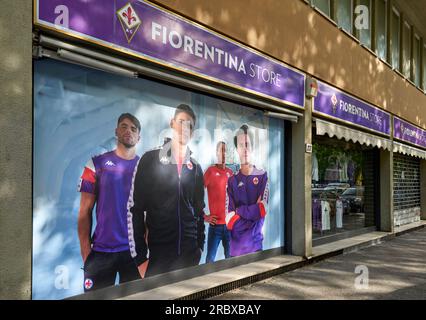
[330,94,338,114]
[117,3,141,43]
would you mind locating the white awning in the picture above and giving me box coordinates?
[315,118,392,151]
[393,141,426,159]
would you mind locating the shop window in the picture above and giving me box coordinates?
[391,8,401,70]
[413,34,421,87]
[358,0,372,48]
[312,135,377,241]
[33,59,286,299]
[375,0,387,60]
[402,21,412,79]
[312,0,331,17]
[336,0,353,34]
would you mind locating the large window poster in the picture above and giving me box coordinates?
[33,59,285,299]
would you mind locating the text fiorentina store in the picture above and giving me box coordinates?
[32,0,305,299]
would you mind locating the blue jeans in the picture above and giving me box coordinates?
[205,224,231,263]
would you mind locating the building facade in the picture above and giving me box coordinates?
[0,0,425,299]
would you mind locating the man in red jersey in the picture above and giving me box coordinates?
[204,141,233,263]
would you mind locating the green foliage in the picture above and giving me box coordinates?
[313,141,364,182]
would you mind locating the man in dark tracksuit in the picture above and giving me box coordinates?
[127,104,205,278]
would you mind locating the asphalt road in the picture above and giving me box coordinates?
[211,229,426,300]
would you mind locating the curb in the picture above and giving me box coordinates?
[178,223,425,300]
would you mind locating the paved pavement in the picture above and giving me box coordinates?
[211,229,426,300]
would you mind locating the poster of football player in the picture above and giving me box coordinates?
[33,59,285,299]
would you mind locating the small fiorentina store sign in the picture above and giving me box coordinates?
[394,117,426,149]
[313,80,391,136]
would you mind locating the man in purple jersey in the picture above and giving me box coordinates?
[78,113,141,292]
[225,124,269,257]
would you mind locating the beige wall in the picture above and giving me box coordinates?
[154,0,426,129]
[0,0,33,299]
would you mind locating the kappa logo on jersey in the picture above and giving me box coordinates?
[238,181,244,188]
[105,161,116,167]
[215,172,221,176]
[186,162,193,170]
[116,3,142,43]
[160,156,170,165]
[253,177,259,185]
[84,278,93,290]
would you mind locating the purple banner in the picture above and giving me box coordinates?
[35,0,305,108]
[313,81,391,136]
[394,117,426,149]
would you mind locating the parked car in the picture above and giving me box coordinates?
[340,186,364,213]
[324,183,350,196]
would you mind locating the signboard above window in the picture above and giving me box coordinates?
[34,0,306,109]
[313,80,391,136]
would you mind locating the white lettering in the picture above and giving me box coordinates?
[276,73,282,87]
[165,304,199,318]
[248,63,280,85]
[238,60,246,74]
[194,39,203,58]
[229,54,238,71]
[249,62,256,78]
[209,304,261,315]
[254,305,261,314]
[339,100,370,121]
[162,26,167,44]
[354,265,369,289]
[184,35,194,54]
[169,30,183,49]
[54,5,69,28]
[204,43,215,63]
[150,21,282,83]
[215,48,224,64]
[402,126,425,141]
[355,5,369,30]
[54,265,69,290]
[255,64,262,79]
[262,68,271,83]
[151,22,162,41]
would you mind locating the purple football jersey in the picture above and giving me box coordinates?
[78,150,139,253]
[225,166,269,257]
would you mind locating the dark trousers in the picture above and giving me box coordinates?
[205,224,231,263]
[146,244,202,277]
[83,250,140,292]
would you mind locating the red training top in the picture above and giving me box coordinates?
[204,165,233,225]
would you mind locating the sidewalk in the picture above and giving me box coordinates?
[119,221,426,300]
[212,226,426,300]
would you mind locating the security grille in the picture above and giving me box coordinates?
[393,153,421,226]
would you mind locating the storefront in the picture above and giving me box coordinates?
[392,117,426,227]
[32,0,306,299]
[311,80,392,245]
